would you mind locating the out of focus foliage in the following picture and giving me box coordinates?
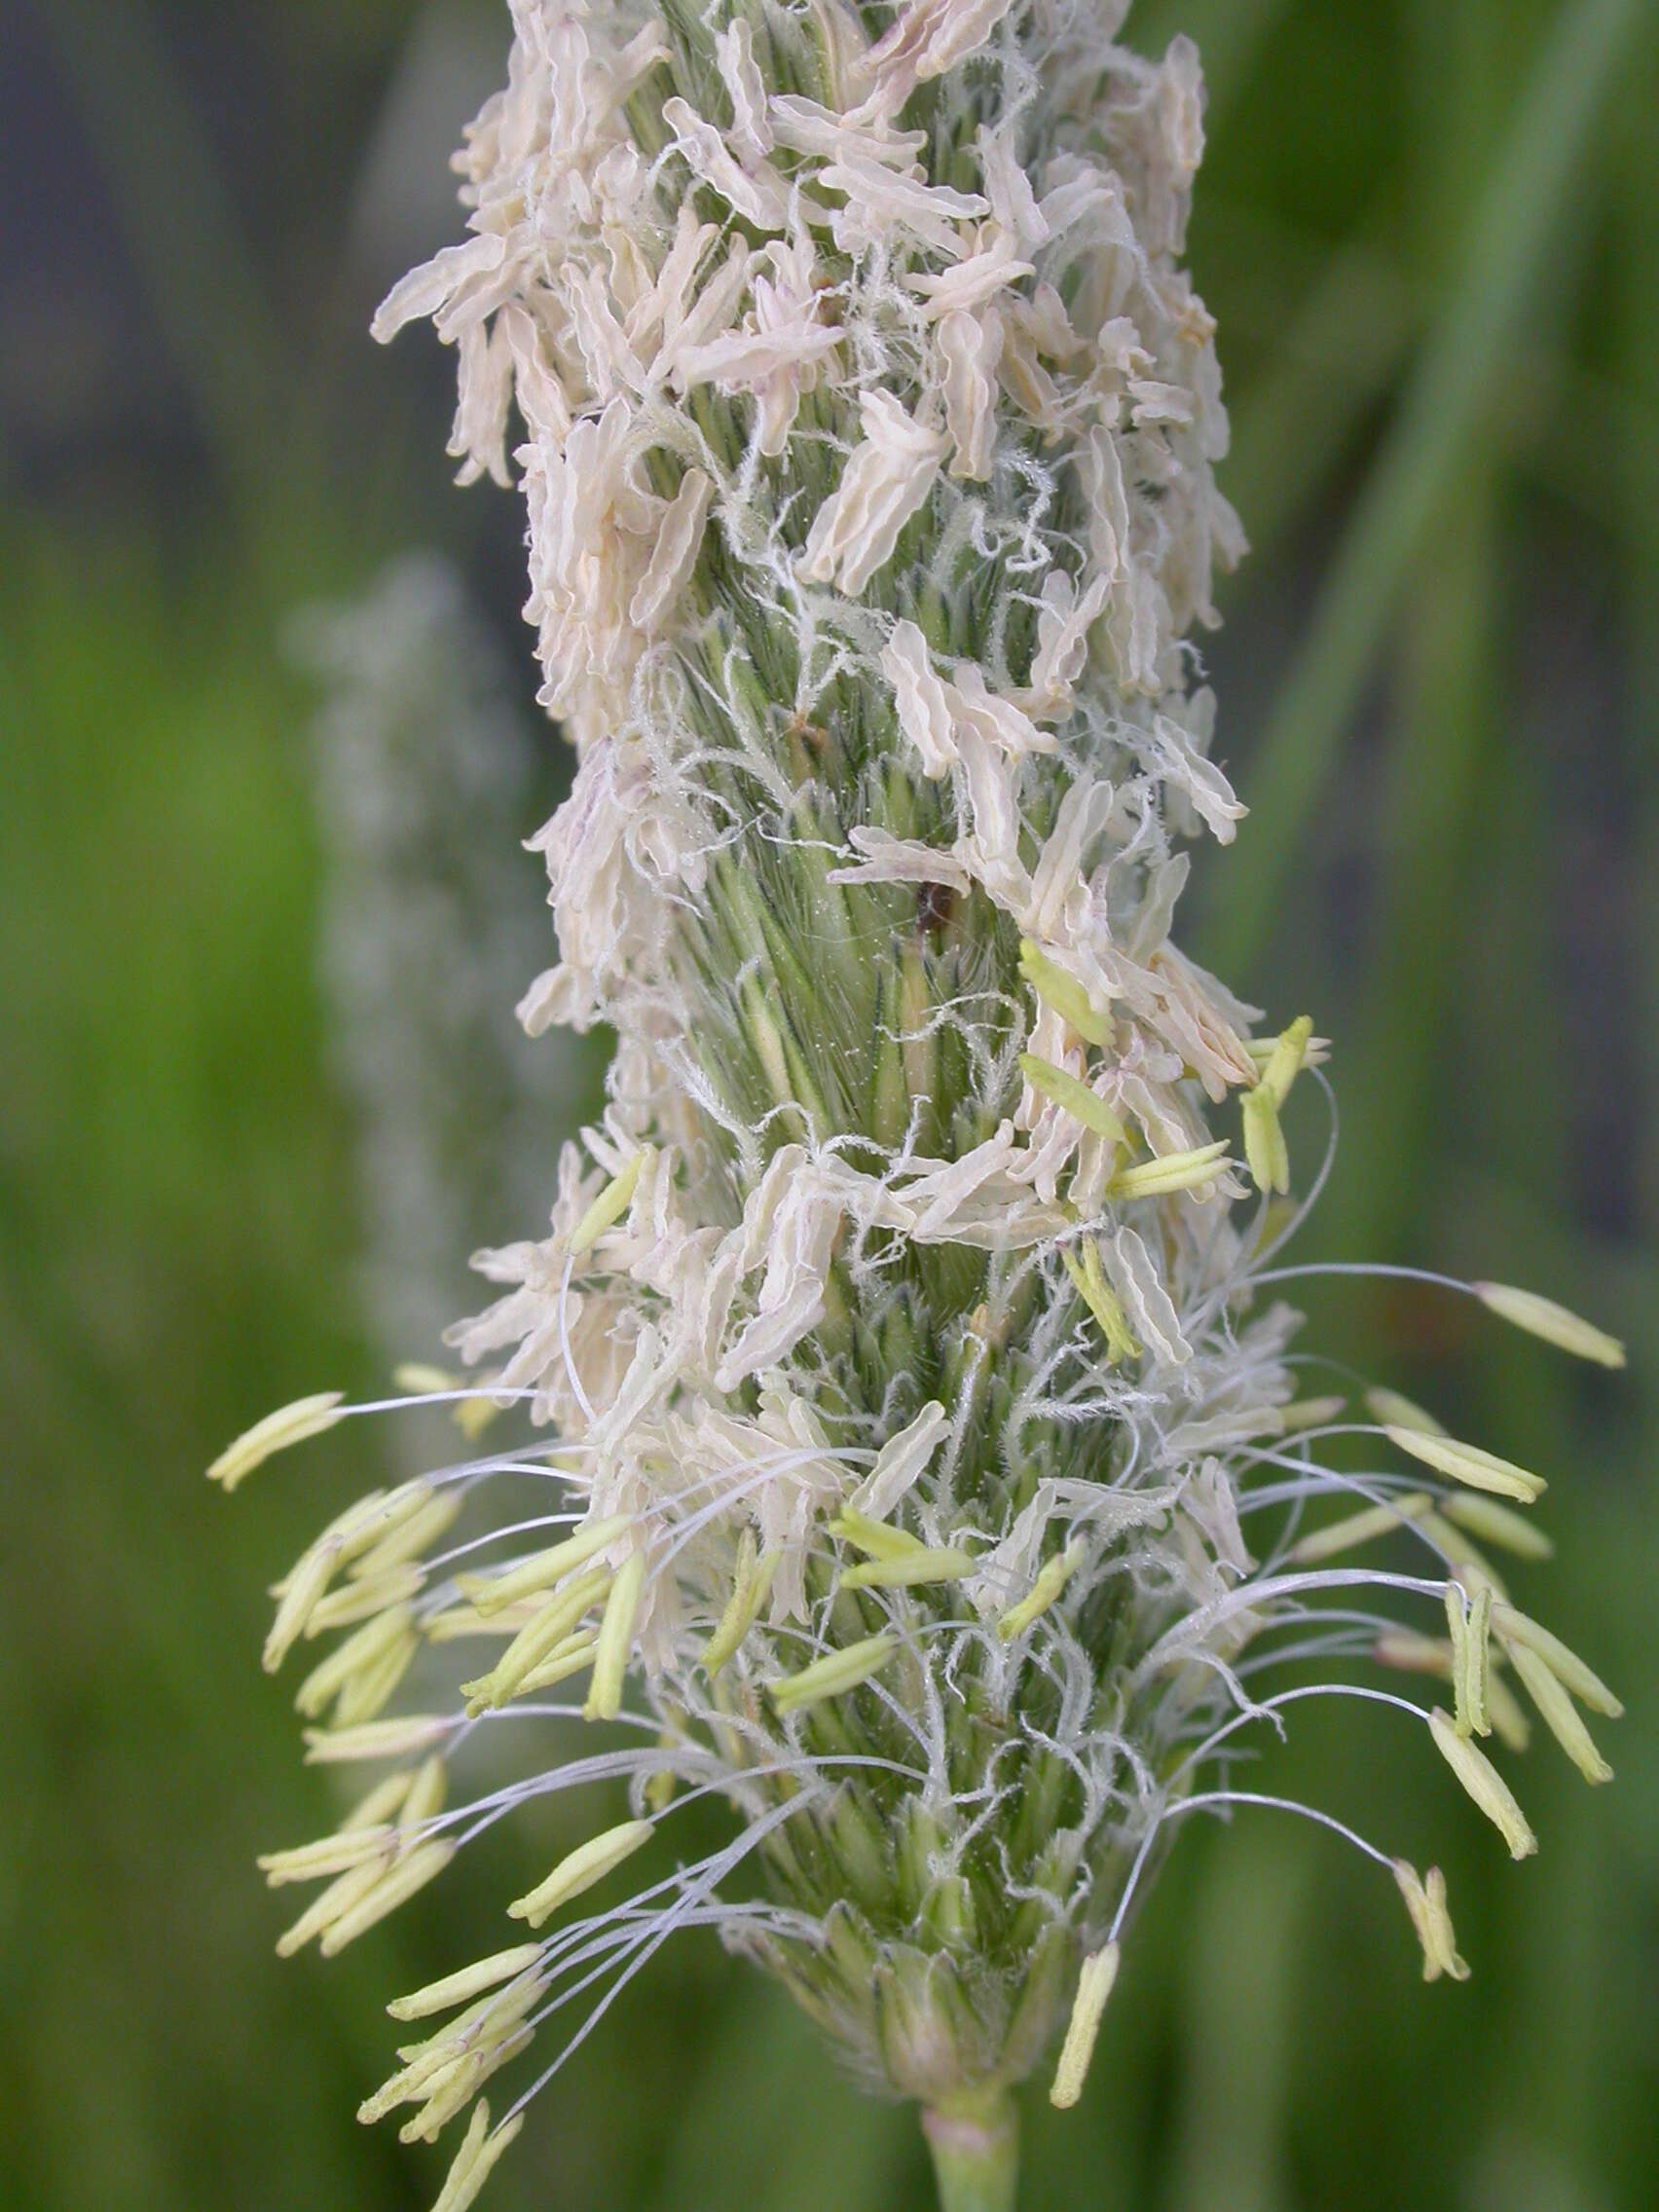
[2,2,1654,2207]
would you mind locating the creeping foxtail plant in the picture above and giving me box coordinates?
[215,5,1627,2207]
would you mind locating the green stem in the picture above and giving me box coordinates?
[922,2089,1019,2212]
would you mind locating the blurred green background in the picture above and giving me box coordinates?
[2,0,1655,2206]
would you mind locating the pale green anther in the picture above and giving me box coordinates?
[258,1823,396,1888]
[263,1544,339,1675]
[1379,1630,1529,1752]
[1365,1386,1446,1435]
[208,1390,346,1492]
[583,1550,645,1722]
[1017,940,1114,1047]
[1473,1281,1626,1369]
[1493,1604,1623,1716]
[276,1855,387,1957]
[1241,1083,1289,1195]
[1060,1244,1139,1364]
[830,1507,926,1562]
[332,1633,419,1728]
[296,1603,417,1719]
[1384,1424,1546,1504]
[1376,1628,1453,1676]
[1110,1141,1231,1200]
[1441,1493,1555,1561]
[700,1529,780,1677]
[1392,1861,1470,1983]
[328,1478,445,1574]
[841,1546,977,1591]
[460,1515,634,1615]
[307,1565,426,1636]
[463,1566,611,1713]
[1419,1510,1509,1604]
[997,1543,1084,1641]
[302,1714,449,1764]
[318,1838,457,1956]
[424,1599,538,1643]
[399,1752,447,1832]
[1276,1393,1348,1433]
[1446,1581,1492,1738]
[1017,1052,1126,1144]
[1258,1014,1313,1106]
[507,1819,654,1929]
[350,1491,463,1579]
[392,1361,458,1396]
[1428,1708,1537,1860]
[568,1149,648,1259]
[515,1631,599,1696]
[387,1946,544,2023]
[429,2102,523,2212]
[1445,1585,1472,1735]
[770,1632,897,1715]
[1504,1641,1614,1784]
[1050,1942,1120,2109]
[389,1975,542,2075]
[1289,1494,1431,1565]
[340,1770,416,1835]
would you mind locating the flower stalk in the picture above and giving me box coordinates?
[923,2088,1021,2212]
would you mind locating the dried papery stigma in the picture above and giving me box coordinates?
[215,4,1626,2206]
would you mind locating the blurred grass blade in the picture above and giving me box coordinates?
[45,0,288,496]
[1209,0,1641,971]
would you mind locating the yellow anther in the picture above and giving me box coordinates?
[462,1567,611,1713]
[828,1507,925,1562]
[303,1714,450,1765]
[1241,1083,1288,1195]
[1445,1581,1492,1739]
[1364,1386,1445,1436]
[208,1391,346,1492]
[515,1631,599,1696]
[1060,1244,1139,1364]
[387,1946,544,2023]
[1018,940,1114,1047]
[583,1550,645,1721]
[1440,1493,1554,1562]
[1257,1014,1313,1106]
[1472,1281,1625,1369]
[1288,1494,1431,1565]
[568,1150,648,1259]
[1392,1861,1469,1982]
[1504,1641,1613,1784]
[391,1361,459,1395]
[429,2101,524,2212]
[460,1515,633,1616]
[508,1820,654,1929]
[1428,1708,1536,1859]
[1383,1425,1545,1505]
[1050,1942,1120,2108]
[770,1632,897,1715]
[997,1543,1083,1641]
[1275,1394,1347,1433]
[318,1838,457,1956]
[1110,1141,1231,1200]
[1492,1604,1622,1716]
[840,1545,976,1590]
[700,1529,780,1676]
[257,1824,397,1889]
[1017,1052,1126,1143]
